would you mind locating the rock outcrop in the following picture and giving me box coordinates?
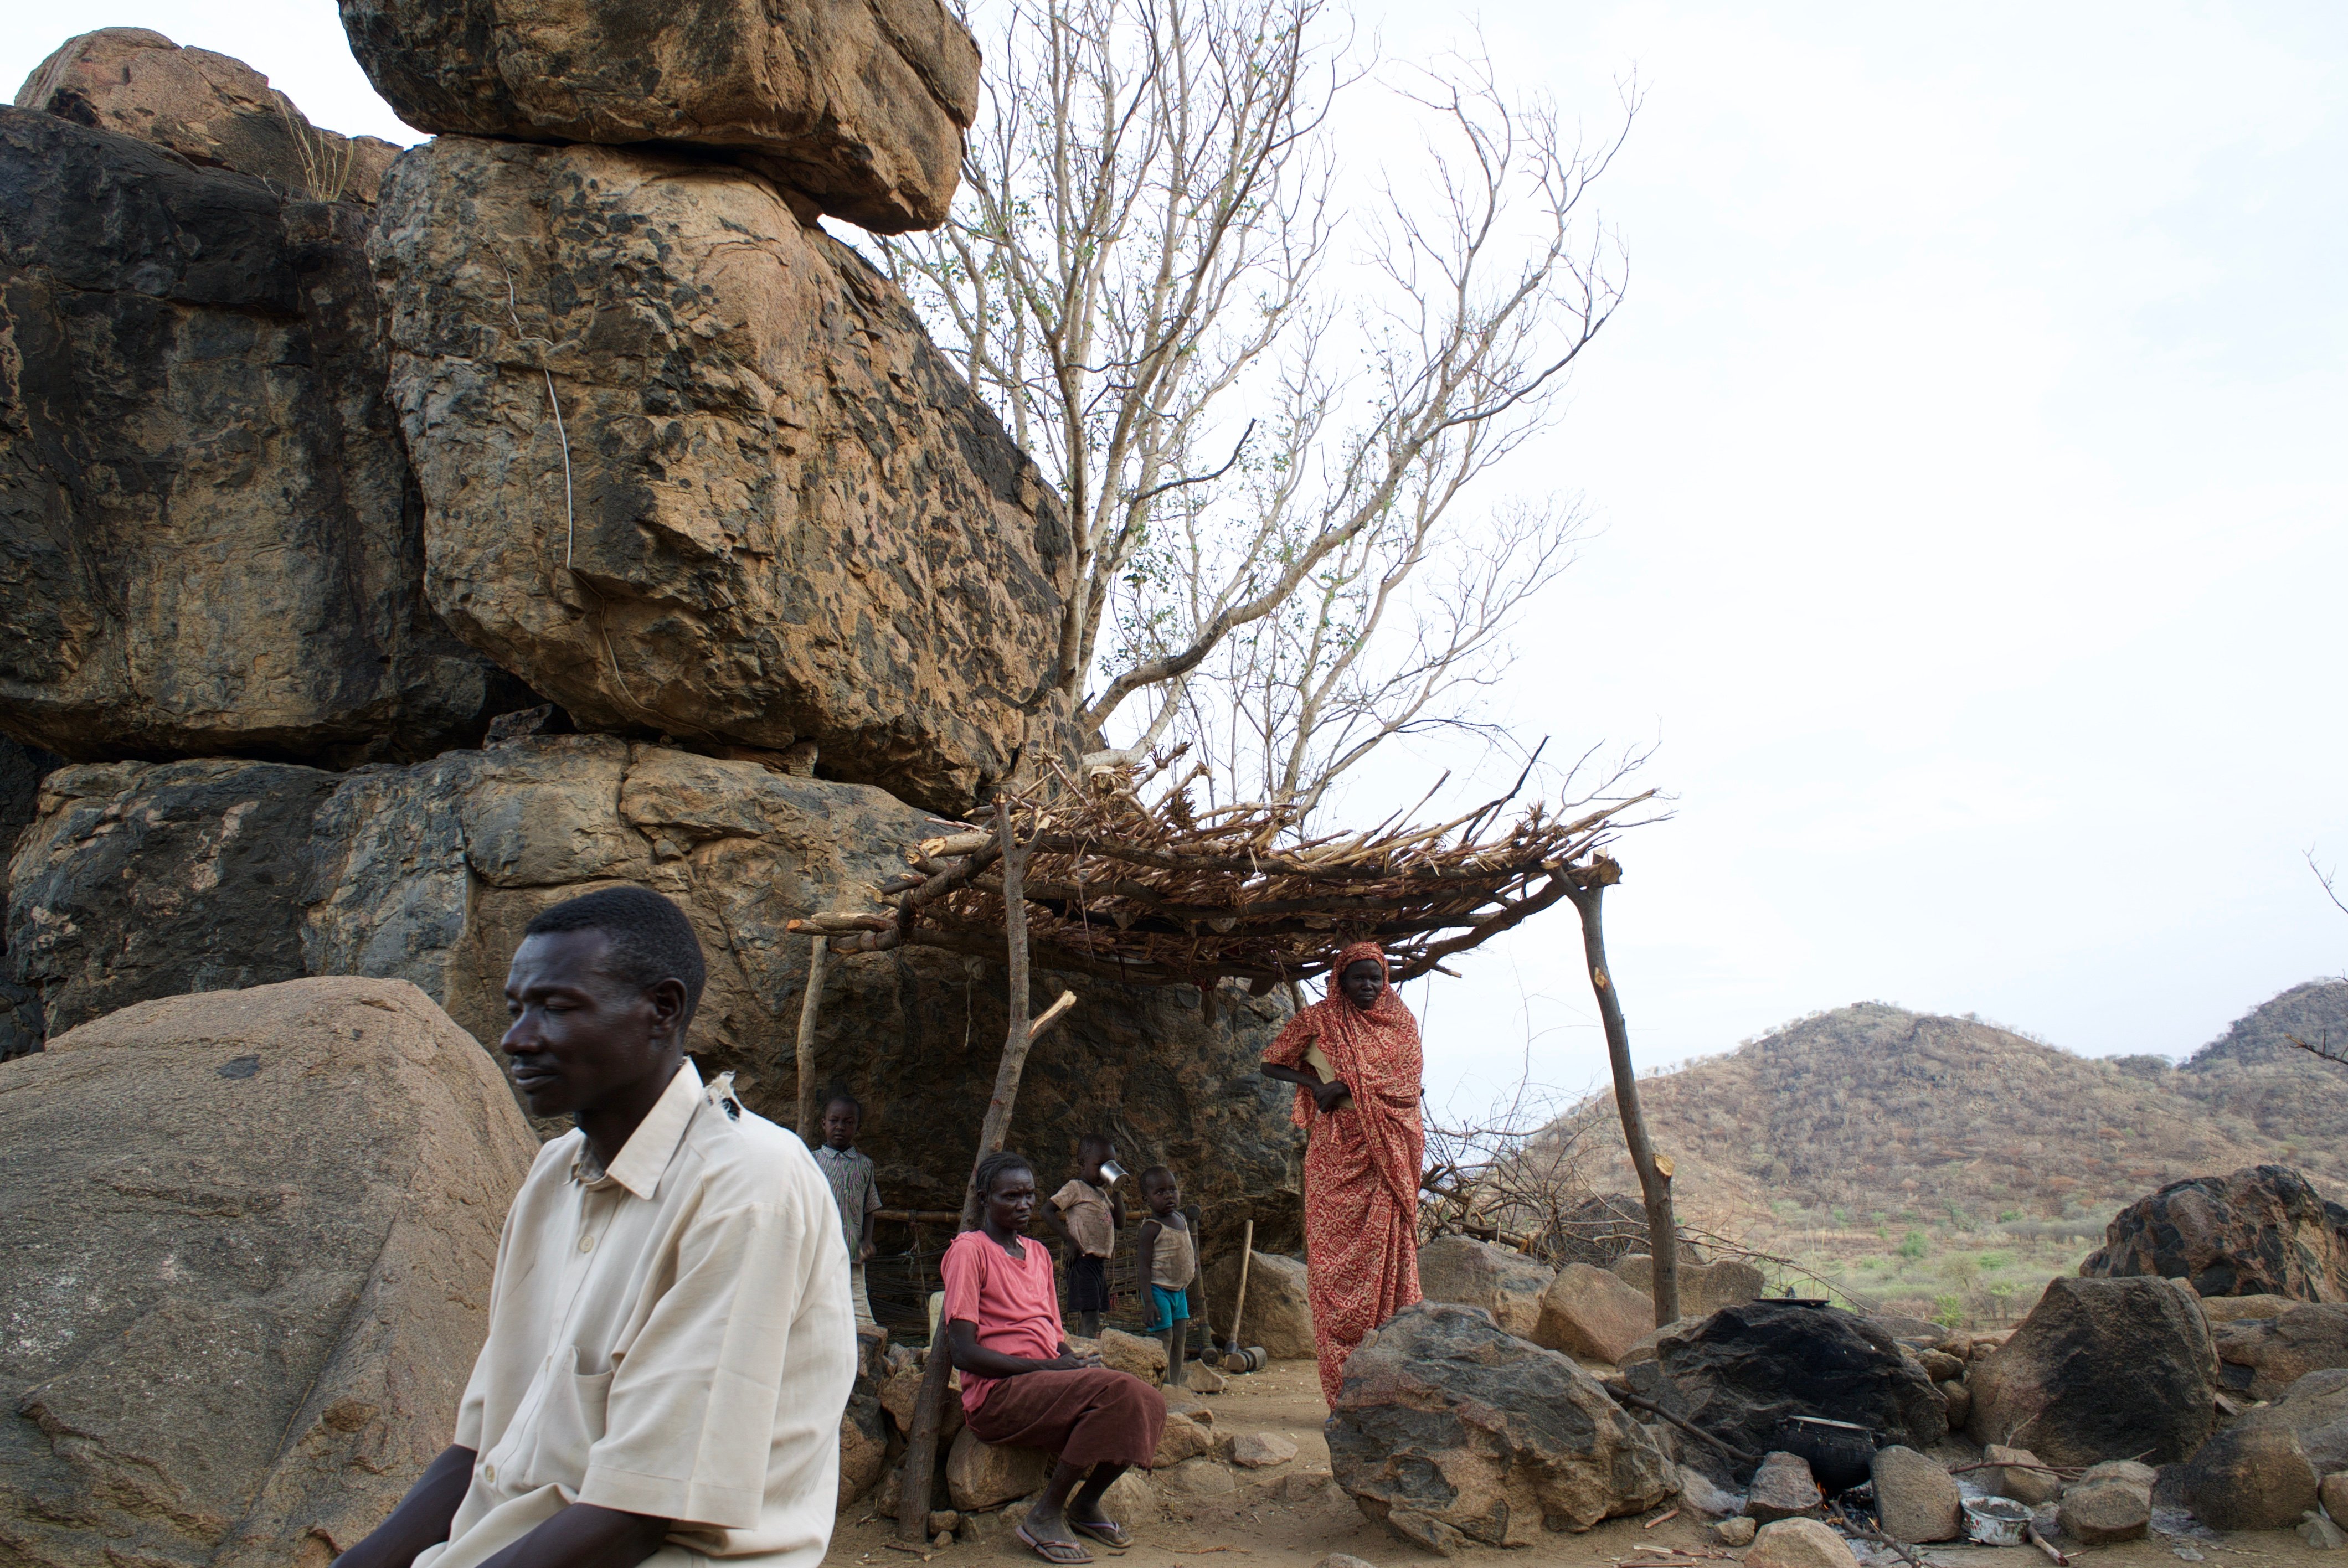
[6,738,1305,1249]
[1966,1276,2216,1465]
[1644,1303,1947,1482]
[1327,1302,1677,1550]
[2211,1303,2348,1401]
[1202,1250,1316,1358]
[0,737,55,1059]
[368,136,1073,817]
[14,28,399,203]
[338,0,979,232]
[0,108,522,768]
[2082,1165,2348,1301]
[0,977,536,1568]
[1417,1235,1552,1338]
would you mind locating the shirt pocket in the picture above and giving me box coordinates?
[504,1345,616,1496]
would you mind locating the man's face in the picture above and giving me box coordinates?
[987,1167,1038,1234]
[502,929,676,1118]
[823,1101,860,1149]
[1341,958,1383,1010]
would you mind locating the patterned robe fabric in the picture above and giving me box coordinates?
[1262,940,1425,1405]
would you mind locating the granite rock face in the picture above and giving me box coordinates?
[1966,1276,2216,1465]
[369,137,1073,816]
[0,737,56,1059]
[1203,1250,1316,1358]
[1536,1262,1660,1364]
[2179,1424,2321,1533]
[7,759,340,1044]
[338,0,978,232]
[0,109,521,768]
[1327,1302,1677,1551]
[2082,1165,2348,1301]
[1417,1235,1553,1339]
[4,739,1304,1247]
[2238,1368,2348,1476]
[0,977,536,1568]
[14,28,400,203]
[2212,1303,2348,1402]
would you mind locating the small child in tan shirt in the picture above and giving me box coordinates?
[1135,1166,1197,1385]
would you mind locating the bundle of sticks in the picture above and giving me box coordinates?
[787,751,1657,988]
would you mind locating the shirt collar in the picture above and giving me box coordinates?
[571,1058,704,1199]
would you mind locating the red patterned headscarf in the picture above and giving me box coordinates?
[1264,940,1425,1211]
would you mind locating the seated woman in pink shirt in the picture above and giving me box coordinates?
[940,1151,1166,1565]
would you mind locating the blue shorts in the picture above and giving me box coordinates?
[1142,1283,1191,1333]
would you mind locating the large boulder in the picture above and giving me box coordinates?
[0,738,56,1059]
[368,136,1073,818]
[2179,1425,2320,1532]
[1614,1253,1767,1316]
[1646,1302,1947,1482]
[8,760,340,1041]
[1869,1446,1960,1544]
[0,108,521,768]
[14,28,399,203]
[1327,1302,1678,1550]
[1417,1235,1553,1338]
[2211,1304,2348,1401]
[1202,1250,1315,1359]
[1535,1262,1657,1364]
[2082,1165,2348,1301]
[338,0,978,233]
[944,1429,1051,1512]
[7,737,1306,1250]
[1966,1276,2216,1465]
[0,977,536,1567]
[2238,1368,2348,1476]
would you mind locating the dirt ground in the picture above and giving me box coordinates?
[824,1360,2338,1568]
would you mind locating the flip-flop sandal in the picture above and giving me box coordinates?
[1069,1517,1133,1551]
[1015,1523,1095,1565]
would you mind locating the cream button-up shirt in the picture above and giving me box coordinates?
[418,1060,854,1568]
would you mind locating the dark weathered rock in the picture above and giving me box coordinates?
[1966,1277,2215,1465]
[2082,1165,2348,1301]
[8,760,339,1041]
[14,28,400,203]
[2212,1304,2348,1402]
[0,737,56,1059]
[0,109,521,767]
[369,136,1074,817]
[1649,1302,1947,1482]
[2239,1368,2348,1476]
[1202,1250,1315,1358]
[1327,1302,1677,1550]
[1417,1235,1553,1339]
[338,0,979,232]
[839,1389,889,1510]
[0,977,535,1568]
[1870,1446,1960,1544]
[2180,1425,2320,1533]
[7,739,1305,1256]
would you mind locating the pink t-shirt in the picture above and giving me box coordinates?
[940,1229,1063,1415]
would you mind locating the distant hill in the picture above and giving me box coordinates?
[1557,985,2348,1326]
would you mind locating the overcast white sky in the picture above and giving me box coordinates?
[7,3,2341,1117]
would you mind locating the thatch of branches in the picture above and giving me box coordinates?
[788,750,1656,988]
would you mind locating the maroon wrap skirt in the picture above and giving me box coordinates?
[966,1367,1166,1468]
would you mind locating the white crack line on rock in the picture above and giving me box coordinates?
[494,250,577,568]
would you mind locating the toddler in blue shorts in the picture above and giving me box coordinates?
[1135,1165,1197,1385]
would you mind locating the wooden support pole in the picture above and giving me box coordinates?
[795,935,828,1139]
[1567,864,1680,1327]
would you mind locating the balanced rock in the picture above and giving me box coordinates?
[1983,1444,2060,1507]
[369,136,1073,817]
[1967,1276,2215,1464]
[0,977,536,1567]
[338,0,978,232]
[2082,1165,2348,1301]
[1653,1302,1947,1477]
[1744,1518,1861,1568]
[2239,1368,2348,1474]
[2058,1463,2153,1544]
[1614,1253,1767,1316]
[1417,1235,1553,1338]
[1870,1446,1960,1544]
[2212,1304,2348,1401]
[1203,1250,1316,1359]
[944,1429,1051,1512]
[15,28,399,202]
[0,109,518,768]
[2180,1425,2321,1532]
[1327,1302,1677,1549]
[1536,1261,1660,1364]
[12,736,1307,1240]
[1744,1452,1824,1521]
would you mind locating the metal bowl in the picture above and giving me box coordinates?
[1964,1496,2033,1546]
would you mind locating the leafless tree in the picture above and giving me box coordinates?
[883,0,1628,823]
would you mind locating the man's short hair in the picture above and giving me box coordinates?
[524,886,707,1025]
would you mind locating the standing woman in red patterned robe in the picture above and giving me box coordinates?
[1260,940,1425,1405]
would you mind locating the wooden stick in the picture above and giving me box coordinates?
[1227,1219,1256,1356]
[1644,1508,1681,1529]
[2026,1525,2071,1565]
[794,935,827,1139]
[1602,1386,1760,1468]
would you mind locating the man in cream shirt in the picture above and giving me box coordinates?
[338,886,853,1568]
